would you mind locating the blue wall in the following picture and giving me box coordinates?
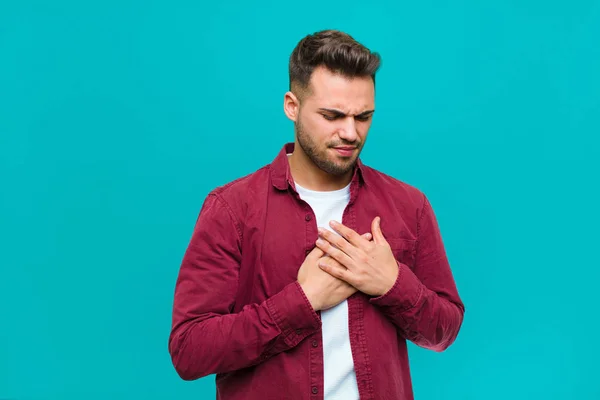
[1,1,599,399]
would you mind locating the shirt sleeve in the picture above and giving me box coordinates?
[370,193,465,352]
[168,193,321,381]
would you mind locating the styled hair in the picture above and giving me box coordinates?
[289,29,381,96]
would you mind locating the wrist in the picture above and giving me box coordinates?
[298,282,321,311]
[379,268,399,296]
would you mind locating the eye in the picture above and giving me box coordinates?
[355,115,372,122]
[322,114,338,121]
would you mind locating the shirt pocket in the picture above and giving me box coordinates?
[387,237,417,269]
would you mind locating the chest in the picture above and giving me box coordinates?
[233,189,416,308]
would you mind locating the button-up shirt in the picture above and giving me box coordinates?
[169,142,465,399]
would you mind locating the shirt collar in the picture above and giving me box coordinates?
[270,142,366,191]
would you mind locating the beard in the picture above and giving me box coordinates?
[294,119,363,176]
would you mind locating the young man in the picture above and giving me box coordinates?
[169,29,465,400]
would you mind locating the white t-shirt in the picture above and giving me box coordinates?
[294,180,359,400]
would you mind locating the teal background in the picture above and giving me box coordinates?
[1,1,599,399]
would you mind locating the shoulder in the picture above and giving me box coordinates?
[361,164,426,206]
[202,163,271,216]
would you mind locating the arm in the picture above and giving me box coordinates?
[168,193,321,381]
[370,194,465,351]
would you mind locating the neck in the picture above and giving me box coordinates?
[288,146,354,191]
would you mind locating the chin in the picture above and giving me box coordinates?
[328,159,357,175]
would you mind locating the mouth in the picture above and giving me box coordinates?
[332,146,357,157]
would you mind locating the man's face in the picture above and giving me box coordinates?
[294,66,375,176]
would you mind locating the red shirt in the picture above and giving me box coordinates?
[169,142,465,399]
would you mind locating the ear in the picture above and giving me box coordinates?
[283,91,299,122]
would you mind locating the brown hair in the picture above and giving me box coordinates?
[289,29,381,97]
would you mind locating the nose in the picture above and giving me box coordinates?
[337,117,358,143]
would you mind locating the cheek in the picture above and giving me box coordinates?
[358,122,372,140]
[306,117,334,140]
[310,115,328,130]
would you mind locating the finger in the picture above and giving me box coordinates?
[315,238,355,270]
[328,220,371,250]
[308,244,325,259]
[318,227,359,259]
[371,216,387,245]
[318,258,352,283]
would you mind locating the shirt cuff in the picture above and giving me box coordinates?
[370,261,423,311]
[266,281,322,347]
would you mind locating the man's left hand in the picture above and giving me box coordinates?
[315,217,399,297]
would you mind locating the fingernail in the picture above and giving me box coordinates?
[330,220,339,226]
[316,239,325,246]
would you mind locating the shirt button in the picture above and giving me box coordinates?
[311,340,318,347]
[295,329,302,335]
[305,214,312,221]
[311,387,318,394]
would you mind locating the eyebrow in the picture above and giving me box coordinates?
[318,108,375,117]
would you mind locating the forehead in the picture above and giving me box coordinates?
[306,66,375,112]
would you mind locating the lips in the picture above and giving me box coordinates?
[332,147,357,157]
[333,146,357,151]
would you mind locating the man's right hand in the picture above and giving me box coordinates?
[298,232,372,311]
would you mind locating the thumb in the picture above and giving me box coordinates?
[371,216,386,244]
